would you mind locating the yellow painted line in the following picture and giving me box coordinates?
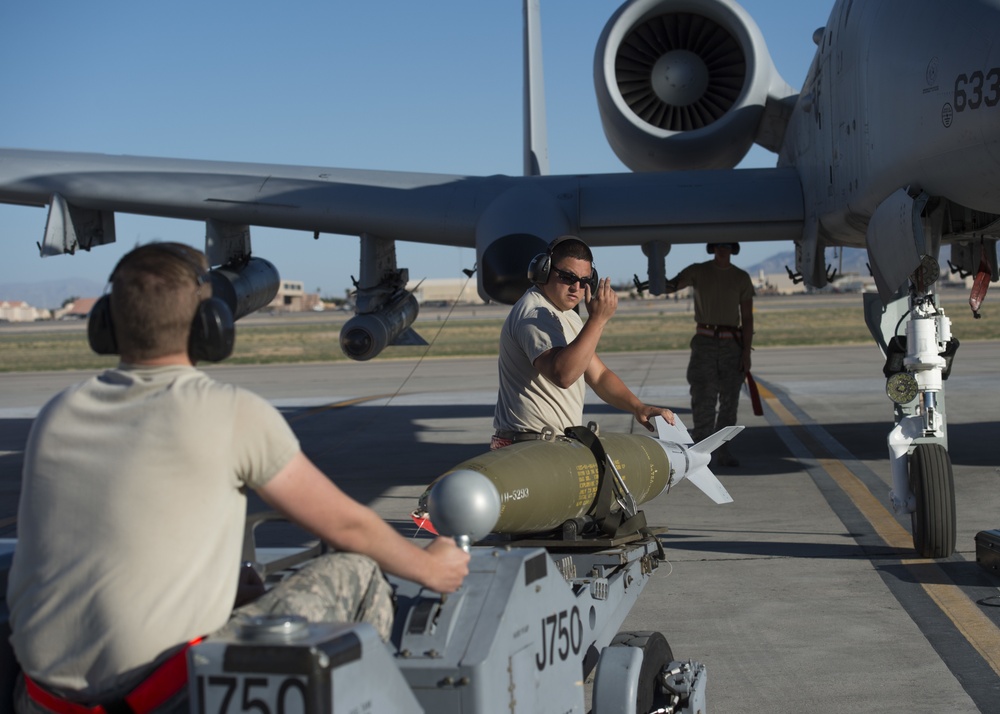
[758,382,1000,678]
[756,383,797,424]
[818,457,912,549]
[287,393,399,422]
[907,562,1000,673]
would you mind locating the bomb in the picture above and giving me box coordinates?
[421,417,740,540]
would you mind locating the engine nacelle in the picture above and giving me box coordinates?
[340,291,420,361]
[474,182,575,304]
[479,233,548,304]
[209,257,280,321]
[594,0,788,172]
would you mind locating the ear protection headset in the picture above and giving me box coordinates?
[527,235,599,289]
[87,245,235,363]
[707,242,741,255]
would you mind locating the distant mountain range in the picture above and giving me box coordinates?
[0,278,105,310]
[744,247,871,278]
[744,245,953,280]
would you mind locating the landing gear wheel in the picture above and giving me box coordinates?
[909,443,956,558]
[609,631,673,713]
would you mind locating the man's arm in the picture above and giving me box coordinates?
[740,297,754,373]
[662,272,692,295]
[258,452,469,593]
[533,278,617,389]
[584,354,675,432]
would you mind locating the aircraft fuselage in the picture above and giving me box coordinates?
[782,0,1000,248]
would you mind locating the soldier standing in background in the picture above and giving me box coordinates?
[664,243,754,467]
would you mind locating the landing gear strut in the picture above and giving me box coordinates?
[867,255,959,558]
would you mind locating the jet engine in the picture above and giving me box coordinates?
[208,257,280,321]
[594,0,792,172]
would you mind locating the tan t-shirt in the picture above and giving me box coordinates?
[677,261,755,326]
[494,286,586,434]
[8,364,299,695]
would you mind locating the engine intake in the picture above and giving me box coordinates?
[594,0,789,172]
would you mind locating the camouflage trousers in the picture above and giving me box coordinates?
[221,551,395,642]
[687,334,744,444]
[14,553,394,714]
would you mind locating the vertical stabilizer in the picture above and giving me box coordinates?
[523,0,549,176]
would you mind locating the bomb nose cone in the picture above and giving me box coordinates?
[426,469,501,544]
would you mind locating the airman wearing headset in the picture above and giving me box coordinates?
[8,242,468,714]
[663,242,755,467]
[492,235,675,450]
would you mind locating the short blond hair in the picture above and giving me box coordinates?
[109,243,209,361]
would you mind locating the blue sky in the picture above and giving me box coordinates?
[0,0,833,299]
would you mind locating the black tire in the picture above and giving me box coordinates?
[909,443,956,558]
[610,631,673,713]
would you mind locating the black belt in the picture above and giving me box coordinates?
[494,427,556,442]
[696,323,740,339]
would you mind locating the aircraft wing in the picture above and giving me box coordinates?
[0,147,802,257]
[0,149,484,252]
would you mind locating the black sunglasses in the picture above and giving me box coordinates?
[552,266,596,289]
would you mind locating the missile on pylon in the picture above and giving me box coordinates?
[421,416,741,540]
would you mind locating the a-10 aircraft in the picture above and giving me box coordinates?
[1,0,998,560]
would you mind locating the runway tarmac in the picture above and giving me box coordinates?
[1,342,999,712]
